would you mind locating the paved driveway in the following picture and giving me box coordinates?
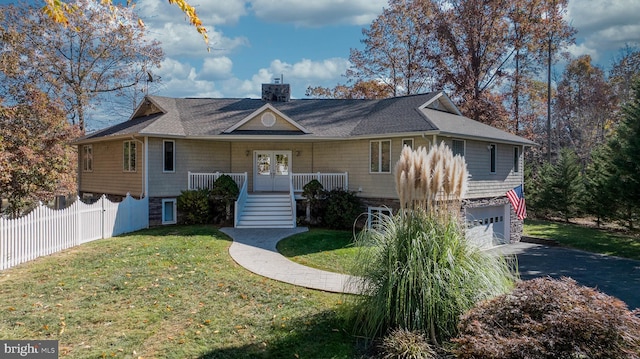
[492,242,640,310]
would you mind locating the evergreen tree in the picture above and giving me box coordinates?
[608,80,640,229]
[537,148,585,222]
[584,145,618,227]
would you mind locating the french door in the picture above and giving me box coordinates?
[254,151,291,191]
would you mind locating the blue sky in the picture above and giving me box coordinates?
[136,0,639,101]
[1,0,639,130]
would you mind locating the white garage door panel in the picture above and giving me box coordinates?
[466,205,509,248]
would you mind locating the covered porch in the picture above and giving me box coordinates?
[187,171,349,229]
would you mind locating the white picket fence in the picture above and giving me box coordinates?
[0,194,149,270]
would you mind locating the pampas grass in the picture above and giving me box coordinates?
[349,142,517,347]
[395,142,469,214]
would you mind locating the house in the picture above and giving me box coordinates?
[74,83,536,247]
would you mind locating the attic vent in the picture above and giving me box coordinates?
[261,112,276,127]
[262,83,290,102]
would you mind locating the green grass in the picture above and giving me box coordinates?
[524,219,640,260]
[0,225,358,358]
[277,229,361,276]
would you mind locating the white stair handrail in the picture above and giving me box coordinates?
[234,172,249,227]
[289,176,296,228]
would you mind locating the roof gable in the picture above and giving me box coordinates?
[131,97,165,119]
[223,103,310,134]
[419,92,462,115]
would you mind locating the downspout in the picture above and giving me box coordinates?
[144,137,149,198]
[130,136,146,198]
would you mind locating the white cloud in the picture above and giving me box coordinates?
[248,0,386,27]
[134,0,250,58]
[568,0,640,62]
[154,58,221,98]
[136,0,248,26]
[566,43,600,61]
[269,58,350,80]
[199,57,234,80]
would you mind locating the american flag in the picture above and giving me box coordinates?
[507,185,527,220]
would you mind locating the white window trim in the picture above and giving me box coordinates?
[452,139,466,157]
[163,140,176,173]
[513,146,520,173]
[82,145,93,172]
[162,198,177,225]
[367,206,393,229]
[123,140,137,173]
[489,143,497,174]
[402,138,414,150]
[370,139,392,174]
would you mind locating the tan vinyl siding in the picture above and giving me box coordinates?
[78,139,144,197]
[312,136,430,199]
[236,112,301,132]
[148,139,232,197]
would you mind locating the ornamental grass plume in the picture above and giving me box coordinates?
[394,142,469,213]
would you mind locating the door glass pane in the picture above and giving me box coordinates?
[275,154,289,175]
[257,153,271,175]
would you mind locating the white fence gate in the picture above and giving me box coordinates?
[0,194,149,270]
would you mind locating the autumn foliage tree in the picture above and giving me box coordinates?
[554,55,616,165]
[305,79,393,99]
[347,0,433,97]
[0,90,80,218]
[0,0,164,132]
[317,0,574,133]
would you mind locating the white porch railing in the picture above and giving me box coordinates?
[188,172,348,193]
[291,172,348,192]
[188,172,247,190]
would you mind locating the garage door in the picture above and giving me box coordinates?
[466,205,510,248]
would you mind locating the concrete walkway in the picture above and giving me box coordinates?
[222,228,640,309]
[220,227,362,294]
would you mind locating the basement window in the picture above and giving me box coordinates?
[162,198,177,225]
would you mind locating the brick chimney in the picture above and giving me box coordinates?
[261,76,290,102]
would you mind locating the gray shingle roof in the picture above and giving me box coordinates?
[76,92,536,146]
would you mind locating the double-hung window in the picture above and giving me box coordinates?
[370,140,391,173]
[452,139,465,157]
[163,140,175,172]
[513,146,520,173]
[123,140,136,172]
[82,145,93,172]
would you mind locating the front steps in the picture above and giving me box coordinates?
[235,193,295,228]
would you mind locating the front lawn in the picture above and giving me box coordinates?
[524,219,640,260]
[0,225,357,358]
[277,229,360,276]
[277,220,640,275]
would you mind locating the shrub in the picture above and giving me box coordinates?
[211,175,239,222]
[453,277,640,359]
[176,189,211,225]
[349,210,516,345]
[323,188,363,229]
[378,328,437,359]
[302,179,325,224]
